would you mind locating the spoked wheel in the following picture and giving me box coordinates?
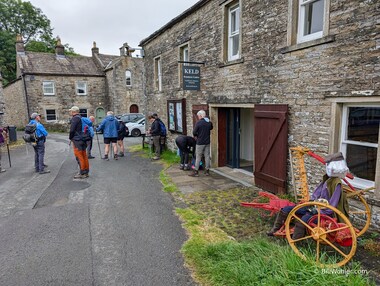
[285,202,357,268]
[344,186,373,237]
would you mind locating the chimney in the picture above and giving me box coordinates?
[16,34,25,55]
[92,41,99,56]
[55,37,65,57]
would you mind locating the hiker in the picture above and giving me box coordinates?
[152,113,166,153]
[117,119,127,157]
[147,114,161,160]
[189,110,213,177]
[29,113,50,174]
[267,152,350,240]
[82,116,95,159]
[69,106,89,179]
[0,126,7,173]
[96,111,120,160]
[175,135,196,170]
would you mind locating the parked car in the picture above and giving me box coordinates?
[125,117,146,137]
[119,113,144,124]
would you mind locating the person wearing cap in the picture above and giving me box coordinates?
[69,106,90,178]
[29,113,50,174]
[267,152,350,239]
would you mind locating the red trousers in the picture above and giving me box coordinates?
[73,141,89,174]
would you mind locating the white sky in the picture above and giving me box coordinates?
[27,0,200,56]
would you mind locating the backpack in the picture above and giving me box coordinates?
[23,123,38,143]
[78,118,92,142]
[158,119,167,137]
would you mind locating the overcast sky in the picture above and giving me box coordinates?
[27,0,200,56]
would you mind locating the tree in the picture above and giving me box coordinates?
[0,0,77,85]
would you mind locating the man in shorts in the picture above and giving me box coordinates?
[96,111,120,160]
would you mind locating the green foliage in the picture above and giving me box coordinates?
[178,208,373,286]
[0,0,77,84]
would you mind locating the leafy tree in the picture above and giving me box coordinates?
[0,0,77,85]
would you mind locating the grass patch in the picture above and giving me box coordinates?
[159,170,178,193]
[177,208,373,286]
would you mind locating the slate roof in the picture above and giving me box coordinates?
[96,54,120,69]
[17,51,116,76]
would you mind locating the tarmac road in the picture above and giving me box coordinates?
[0,133,195,286]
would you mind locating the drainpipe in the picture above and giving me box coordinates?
[21,70,31,119]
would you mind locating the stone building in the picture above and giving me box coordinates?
[3,36,144,128]
[139,0,379,226]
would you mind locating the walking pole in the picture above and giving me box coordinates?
[95,131,102,158]
[6,142,11,168]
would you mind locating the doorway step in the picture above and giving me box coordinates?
[212,167,254,188]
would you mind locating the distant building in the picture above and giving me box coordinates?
[3,36,144,128]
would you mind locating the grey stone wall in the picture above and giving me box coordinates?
[141,0,379,209]
[3,79,27,127]
[105,56,145,115]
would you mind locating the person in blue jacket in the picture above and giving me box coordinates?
[29,112,50,174]
[96,111,120,160]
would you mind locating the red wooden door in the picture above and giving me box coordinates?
[254,105,288,194]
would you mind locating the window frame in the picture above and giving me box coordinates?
[43,81,55,96]
[297,0,324,43]
[76,81,87,96]
[125,70,132,87]
[154,56,162,92]
[167,99,187,134]
[45,109,57,121]
[227,3,240,61]
[79,108,88,118]
[178,43,190,87]
[287,0,330,46]
[340,104,379,189]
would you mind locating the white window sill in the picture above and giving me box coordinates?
[280,35,335,54]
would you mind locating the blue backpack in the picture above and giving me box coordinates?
[158,119,167,136]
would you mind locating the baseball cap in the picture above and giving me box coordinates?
[30,112,40,119]
[69,106,80,112]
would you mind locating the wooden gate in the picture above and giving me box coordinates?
[254,104,288,194]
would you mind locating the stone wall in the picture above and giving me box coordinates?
[141,0,379,207]
[105,56,145,115]
[22,74,107,126]
[3,79,27,127]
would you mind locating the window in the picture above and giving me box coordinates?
[228,3,240,61]
[76,81,87,95]
[298,0,325,43]
[167,99,186,134]
[179,44,189,86]
[43,81,55,96]
[340,105,379,188]
[125,70,132,86]
[154,57,162,91]
[79,108,88,118]
[45,109,57,121]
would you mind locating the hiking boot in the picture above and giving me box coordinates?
[0,169,6,173]
[88,155,95,159]
[188,170,199,177]
[184,165,191,171]
[74,173,87,179]
[179,164,184,170]
[118,152,124,157]
[152,156,160,160]
[102,155,109,161]
[204,169,210,176]
[39,170,51,174]
[267,210,287,236]
[43,164,48,167]
[114,154,118,160]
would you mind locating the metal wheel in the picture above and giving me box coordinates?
[131,128,141,137]
[344,186,372,237]
[285,201,357,268]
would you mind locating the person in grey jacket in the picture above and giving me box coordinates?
[96,111,120,160]
[189,110,213,177]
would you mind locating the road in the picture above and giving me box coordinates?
[0,133,195,286]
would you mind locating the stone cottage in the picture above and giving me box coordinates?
[139,0,379,225]
[3,36,144,128]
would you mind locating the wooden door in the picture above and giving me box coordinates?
[254,104,288,194]
[218,108,227,167]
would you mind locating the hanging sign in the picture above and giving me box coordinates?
[183,66,200,90]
